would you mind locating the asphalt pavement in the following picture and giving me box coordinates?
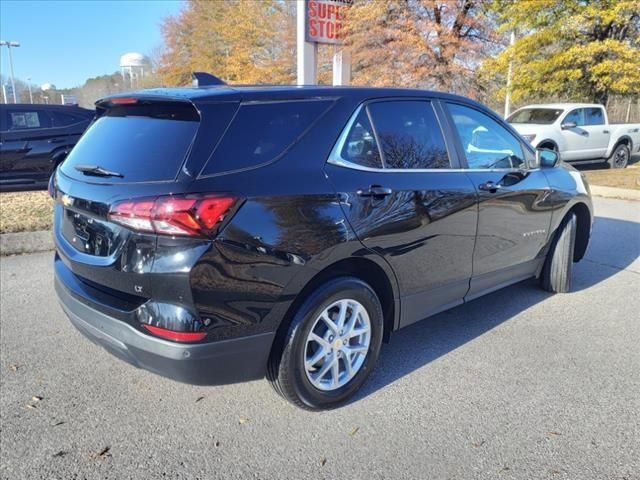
[1,197,638,480]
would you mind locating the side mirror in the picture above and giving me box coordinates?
[537,148,559,168]
[561,121,577,130]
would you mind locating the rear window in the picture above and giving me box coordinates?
[201,100,332,176]
[60,103,199,183]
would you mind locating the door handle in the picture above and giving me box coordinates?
[603,130,610,134]
[478,181,501,193]
[357,185,393,198]
[48,138,65,144]
[580,131,589,136]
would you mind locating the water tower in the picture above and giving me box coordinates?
[120,52,150,89]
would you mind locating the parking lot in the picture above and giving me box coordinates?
[1,196,638,480]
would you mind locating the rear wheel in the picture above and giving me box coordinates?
[540,213,577,293]
[607,143,630,169]
[268,277,383,410]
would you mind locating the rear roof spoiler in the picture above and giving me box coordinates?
[192,72,226,87]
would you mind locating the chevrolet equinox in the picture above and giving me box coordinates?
[52,84,593,410]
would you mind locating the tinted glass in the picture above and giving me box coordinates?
[447,103,525,169]
[61,104,198,183]
[8,110,51,130]
[564,109,584,126]
[202,100,331,175]
[508,108,563,124]
[368,101,449,169]
[585,107,604,126]
[339,108,383,168]
[50,110,86,127]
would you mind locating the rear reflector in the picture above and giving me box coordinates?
[142,324,207,343]
[108,194,238,237]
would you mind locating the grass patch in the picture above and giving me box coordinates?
[583,167,640,191]
[0,191,53,234]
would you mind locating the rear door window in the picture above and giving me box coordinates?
[338,108,383,169]
[585,108,604,126]
[60,102,199,183]
[367,101,450,169]
[201,100,332,176]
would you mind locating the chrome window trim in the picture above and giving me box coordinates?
[328,100,459,172]
[327,102,537,174]
[328,157,538,174]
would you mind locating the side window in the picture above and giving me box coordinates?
[367,101,450,169]
[8,111,52,130]
[202,100,332,175]
[564,109,585,126]
[50,110,85,127]
[585,108,604,126]
[339,108,383,168]
[447,103,526,170]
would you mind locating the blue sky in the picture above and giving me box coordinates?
[0,0,184,89]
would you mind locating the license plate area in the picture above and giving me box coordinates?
[62,208,115,257]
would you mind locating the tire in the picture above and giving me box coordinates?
[607,143,630,169]
[540,213,577,293]
[268,277,384,410]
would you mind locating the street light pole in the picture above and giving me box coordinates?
[0,40,20,103]
[26,76,33,104]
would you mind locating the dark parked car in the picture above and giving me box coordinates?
[0,104,93,190]
[52,85,593,410]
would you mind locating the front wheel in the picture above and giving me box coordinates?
[268,277,384,410]
[607,143,630,169]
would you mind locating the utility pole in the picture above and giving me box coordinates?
[504,31,515,118]
[0,40,20,103]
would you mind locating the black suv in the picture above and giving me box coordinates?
[52,86,592,410]
[0,104,93,190]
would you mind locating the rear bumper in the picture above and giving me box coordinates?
[55,273,275,385]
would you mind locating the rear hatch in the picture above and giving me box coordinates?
[53,95,238,314]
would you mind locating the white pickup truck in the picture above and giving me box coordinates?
[507,103,640,168]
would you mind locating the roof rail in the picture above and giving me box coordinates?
[192,72,226,87]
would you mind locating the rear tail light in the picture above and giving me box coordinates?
[142,324,206,343]
[108,194,238,237]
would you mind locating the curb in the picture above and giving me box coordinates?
[0,230,54,256]
[589,185,640,201]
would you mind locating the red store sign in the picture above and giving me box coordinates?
[305,0,352,45]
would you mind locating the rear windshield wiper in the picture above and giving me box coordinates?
[74,164,124,178]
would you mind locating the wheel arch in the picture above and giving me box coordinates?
[51,147,70,168]
[269,256,399,367]
[566,202,591,262]
[610,135,633,155]
[537,139,559,151]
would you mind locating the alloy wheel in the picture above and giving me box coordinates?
[304,299,371,391]
[615,147,629,168]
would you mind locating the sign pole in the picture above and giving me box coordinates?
[297,0,317,85]
[332,50,351,86]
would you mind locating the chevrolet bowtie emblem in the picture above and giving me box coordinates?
[61,194,73,207]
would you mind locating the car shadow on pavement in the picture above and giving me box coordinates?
[351,215,639,404]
